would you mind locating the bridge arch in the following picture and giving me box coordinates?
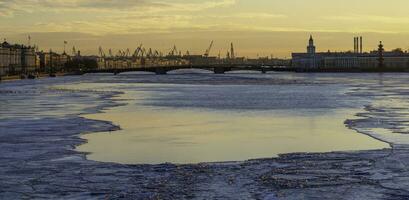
[225,69,264,74]
[166,68,214,74]
[117,71,156,75]
[84,64,289,75]
[225,67,267,74]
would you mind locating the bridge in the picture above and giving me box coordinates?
[84,64,293,75]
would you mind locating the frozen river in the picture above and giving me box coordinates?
[63,72,388,164]
[1,72,404,164]
[2,71,409,199]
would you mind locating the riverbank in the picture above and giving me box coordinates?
[0,72,74,83]
[294,66,409,73]
[2,67,409,84]
[1,73,409,199]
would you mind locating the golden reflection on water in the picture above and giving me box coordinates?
[77,100,388,164]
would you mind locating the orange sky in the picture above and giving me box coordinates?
[2,0,409,58]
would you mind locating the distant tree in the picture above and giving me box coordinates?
[391,48,404,53]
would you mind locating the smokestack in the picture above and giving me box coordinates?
[354,37,358,53]
[353,37,356,53]
[360,36,363,54]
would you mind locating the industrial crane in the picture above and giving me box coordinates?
[125,48,130,57]
[132,44,143,58]
[147,48,153,58]
[169,45,178,57]
[132,45,147,59]
[116,50,121,57]
[132,44,142,58]
[141,47,146,58]
[146,48,161,58]
[204,40,214,57]
[153,50,160,58]
[73,46,77,57]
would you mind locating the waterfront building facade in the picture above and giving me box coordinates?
[97,57,190,70]
[292,36,409,69]
[0,41,37,76]
[38,51,71,72]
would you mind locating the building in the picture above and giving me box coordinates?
[292,36,409,70]
[97,56,191,70]
[0,40,37,76]
[292,35,320,68]
[38,51,71,72]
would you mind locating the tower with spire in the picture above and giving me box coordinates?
[307,35,316,55]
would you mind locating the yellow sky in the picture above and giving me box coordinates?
[1,0,409,58]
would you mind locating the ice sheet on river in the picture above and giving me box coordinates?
[1,73,409,199]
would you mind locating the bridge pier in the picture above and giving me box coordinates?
[113,69,123,75]
[214,67,229,74]
[155,67,167,75]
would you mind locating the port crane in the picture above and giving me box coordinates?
[73,46,77,57]
[169,45,178,57]
[116,50,125,57]
[125,48,130,57]
[154,50,161,58]
[147,48,155,58]
[204,40,214,57]
[132,44,143,58]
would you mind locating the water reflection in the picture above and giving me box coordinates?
[77,91,388,164]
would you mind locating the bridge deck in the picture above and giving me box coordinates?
[86,64,292,75]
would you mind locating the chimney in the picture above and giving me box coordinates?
[360,36,363,54]
[353,37,356,53]
[354,37,358,53]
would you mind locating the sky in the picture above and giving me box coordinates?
[1,0,409,58]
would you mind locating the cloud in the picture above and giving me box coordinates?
[0,0,160,16]
[204,12,287,20]
[168,0,236,11]
[0,0,241,35]
[0,0,236,16]
[327,14,409,25]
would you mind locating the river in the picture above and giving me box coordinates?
[3,71,409,199]
[48,71,392,164]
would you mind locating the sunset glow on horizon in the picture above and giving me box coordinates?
[2,0,409,57]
